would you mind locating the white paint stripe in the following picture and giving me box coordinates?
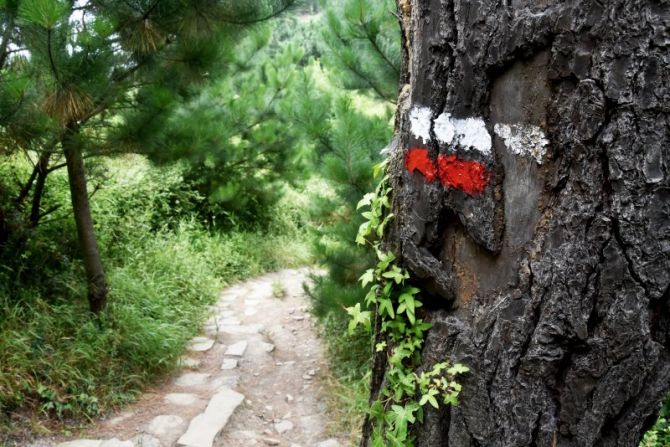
[494,123,549,164]
[409,106,432,143]
[433,112,455,145]
[409,106,549,163]
[451,117,492,156]
[434,112,492,156]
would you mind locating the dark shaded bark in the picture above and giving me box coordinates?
[366,1,670,446]
[360,308,390,446]
[29,151,51,226]
[62,124,108,313]
[14,162,40,208]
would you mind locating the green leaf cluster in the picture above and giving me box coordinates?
[347,173,470,446]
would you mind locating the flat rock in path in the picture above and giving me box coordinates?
[188,337,215,352]
[100,440,134,447]
[216,317,240,326]
[274,419,294,434]
[179,357,201,369]
[174,372,210,387]
[225,340,248,356]
[208,375,239,390]
[164,393,199,406]
[221,358,238,370]
[130,434,162,447]
[146,415,187,445]
[57,441,102,447]
[316,440,341,447]
[177,388,244,447]
[259,342,275,353]
[27,441,55,447]
[220,324,263,335]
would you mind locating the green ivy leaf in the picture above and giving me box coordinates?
[359,268,375,287]
[357,192,375,209]
[345,303,371,334]
[378,297,395,319]
[447,363,470,376]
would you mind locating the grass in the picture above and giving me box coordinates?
[315,311,372,446]
[0,155,312,443]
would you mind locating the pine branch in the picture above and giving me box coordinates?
[218,1,296,25]
[355,14,399,78]
[0,12,16,70]
[328,32,396,104]
[47,28,60,83]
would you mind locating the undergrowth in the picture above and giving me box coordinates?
[0,156,311,441]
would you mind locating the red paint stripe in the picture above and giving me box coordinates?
[405,148,490,196]
[437,154,490,196]
[405,148,437,182]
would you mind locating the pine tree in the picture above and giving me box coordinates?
[134,26,306,228]
[300,0,399,320]
[0,0,292,312]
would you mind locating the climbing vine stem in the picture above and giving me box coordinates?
[347,161,469,447]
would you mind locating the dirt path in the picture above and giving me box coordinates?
[31,268,344,447]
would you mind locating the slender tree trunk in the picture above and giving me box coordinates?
[365,1,670,445]
[14,162,40,208]
[29,151,51,226]
[62,124,108,313]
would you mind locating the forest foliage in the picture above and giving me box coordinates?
[0,0,667,445]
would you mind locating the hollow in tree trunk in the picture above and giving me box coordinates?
[364,0,670,445]
[63,124,108,313]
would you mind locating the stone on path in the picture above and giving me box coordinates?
[146,415,187,445]
[225,340,248,356]
[188,337,215,352]
[274,419,294,434]
[57,441,102,447]
[261,438,280,446]
[165,393,199,406]
[209,375,239,390]
[221,358,238,370]
[244,308,258,316]
[130,434,161,447]
[220,324,263,335]
[259,342,275,353]
[174,372,210,387]
[100,440,133,447]
[217,317,241,326]
[177,388,244,447]
[316,440,341,447]
[179,357,201,369]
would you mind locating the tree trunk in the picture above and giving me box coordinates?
[29,151,51,226]
[368,0,670,445]
[63,124,108,313]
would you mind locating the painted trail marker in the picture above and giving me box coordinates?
[405,106,550,194]
[405,148,490,196]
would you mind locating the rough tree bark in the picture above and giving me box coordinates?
[366,0,670,445]
[63,124,108,313]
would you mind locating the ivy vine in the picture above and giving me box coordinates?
[347,162,469,446]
